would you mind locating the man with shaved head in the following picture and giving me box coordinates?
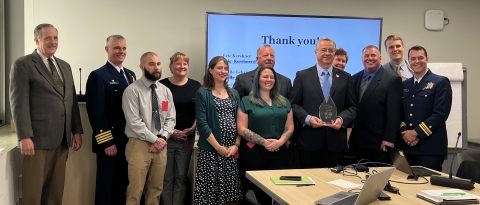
[122,52,176,205]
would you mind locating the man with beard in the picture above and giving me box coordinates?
[122,52,176,205]
[233,44,292,99]
[86,35,135,205]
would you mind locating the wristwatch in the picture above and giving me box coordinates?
[157,135,167,141]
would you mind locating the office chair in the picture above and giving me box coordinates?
[456,160,480,183]
[246,190,261,205]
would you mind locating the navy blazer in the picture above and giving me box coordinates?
[399,70,452,155]
[290,65,357,152]
[352,66,403,149]
[86,62,136,153]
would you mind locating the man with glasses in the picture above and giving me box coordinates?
[290,37,357,168]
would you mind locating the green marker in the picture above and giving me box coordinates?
[442,192,466,196]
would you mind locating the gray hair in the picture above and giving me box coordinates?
[316,37,337,50]
[34,23,56,39]
[256,44,273,57]
[106,35,126,45]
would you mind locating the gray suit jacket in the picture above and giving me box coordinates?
[233,67,292,99]
[10,50,83,150]
[383,61,414,78]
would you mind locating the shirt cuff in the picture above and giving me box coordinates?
[337,116,344,127]
[161,131,170,140]
[147,133,158,144]
[305,115,312,126]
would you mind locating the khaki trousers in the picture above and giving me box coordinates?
[125,138,167,205]
[22,142,68,205]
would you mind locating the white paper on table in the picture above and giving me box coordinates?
[0,148,4,152]
[421,189,479,200]
[327,179,362,189]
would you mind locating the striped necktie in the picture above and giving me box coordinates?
[150,84,161,131]
[48,58,64,94]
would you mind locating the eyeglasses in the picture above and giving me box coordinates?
[317,49,335,54]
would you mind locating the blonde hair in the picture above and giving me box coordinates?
[384,35,404,49]
[169,52,189,66]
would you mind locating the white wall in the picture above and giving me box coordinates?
[7,0,480,139]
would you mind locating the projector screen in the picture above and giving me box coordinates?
[206,13,383,87]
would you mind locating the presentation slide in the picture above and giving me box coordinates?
[206,13,383,87]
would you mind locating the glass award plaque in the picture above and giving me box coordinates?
[319,95,337,124]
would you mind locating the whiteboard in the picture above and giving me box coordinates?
[427,63,463,148]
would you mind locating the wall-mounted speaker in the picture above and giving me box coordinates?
[425,10,445,31]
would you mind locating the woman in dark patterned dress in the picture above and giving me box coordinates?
[194,56,242,204]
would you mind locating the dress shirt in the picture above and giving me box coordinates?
[361,65,381,86]
[414,69,429,85]
[390,60,413,80]
[304,64,335,126]
[122,76,176,143]
[316,64,333,88]
[107,60,129,82]
[36,50,63,81]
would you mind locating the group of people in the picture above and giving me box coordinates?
[9,23,452,205]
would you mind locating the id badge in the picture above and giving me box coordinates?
[183,138,189,148]
[162,101,168,111]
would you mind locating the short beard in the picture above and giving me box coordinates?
[144,67,161,81]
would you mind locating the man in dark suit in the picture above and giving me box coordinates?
[290,37,357,168]
[86,35,136,205]
[9,23,83,205]
[352,45,402,164]
[382,35,413,81]
[233,44,292,99]
[399,45,452,172]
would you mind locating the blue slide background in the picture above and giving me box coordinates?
[207,13,382,87]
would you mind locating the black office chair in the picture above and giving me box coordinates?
[246,190,261,205]
[456,160,480,183]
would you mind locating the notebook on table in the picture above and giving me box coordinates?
[270,176,316,185]
[315,168,395,205]
[386,146,441,178]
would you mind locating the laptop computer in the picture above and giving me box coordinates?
[315,168,395,205]
[386,146,441,180]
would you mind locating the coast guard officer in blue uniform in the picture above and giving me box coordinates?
[86,35,136,205]
[399,45,452,172]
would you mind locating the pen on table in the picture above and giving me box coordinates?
[442,192,466,196]
[296,184,315,187]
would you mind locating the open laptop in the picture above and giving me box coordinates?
[315,168,395,205]
[386,146,441,180]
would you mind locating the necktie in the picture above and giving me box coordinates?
[150,84,161,131]
[414,81,418,88]
[322,70,330,101]
[359,75,371,101]
[396,65,402,76]
[120,69,130,84]
[48,58,64,94]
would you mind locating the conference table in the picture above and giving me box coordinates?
[246,167,480,204]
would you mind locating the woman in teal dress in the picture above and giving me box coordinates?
[236,66,294,205]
